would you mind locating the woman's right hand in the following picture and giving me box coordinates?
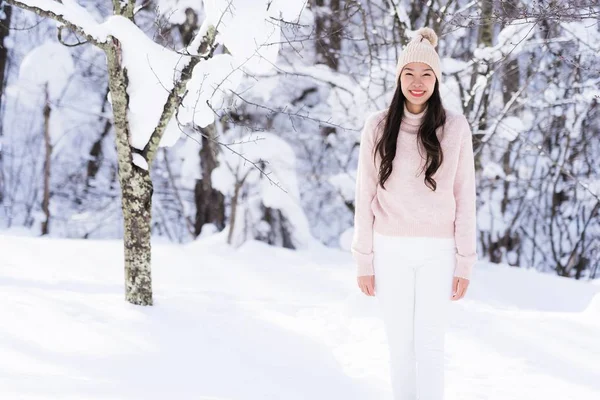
[357,275,375,296]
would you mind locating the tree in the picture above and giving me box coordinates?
[5,0,306,305]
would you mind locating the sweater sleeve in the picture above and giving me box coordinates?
[453,116,478,279]
[351,113,380,276]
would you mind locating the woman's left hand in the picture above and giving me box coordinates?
[451,277,469,301]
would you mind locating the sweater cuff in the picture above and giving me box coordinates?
[357,261,374,276]
[453,253,476,280]
[352,249,374,276]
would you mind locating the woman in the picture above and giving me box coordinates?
[351,27,477,400]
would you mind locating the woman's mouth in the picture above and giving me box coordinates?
[410,90,425,98]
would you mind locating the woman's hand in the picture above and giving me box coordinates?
[451,277,469,300]
[357,275,375,296]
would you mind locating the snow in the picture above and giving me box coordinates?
[0,233,599,399]
[48,110,65,148]
[588,180,600,197]
[441,57,469,75]
[497,116,524,141]
[177,54,243,128]
[561,21,597,43]
[473,46,494,61]
[6,41,74,119]
[17,41,74,102]
[270,0,308,22]
[544,86,558,103]
[17,0,109,42]
[328,172,355,203]
[518,165,533,180]
[338,227,354,251]
[159,116,184,147]
[22,0,307,153]
[179,136,203,184]
[204,0,307,74]
[482,162,505,179]
[132,153,149,170]
[473,20,536,63]
[290,64,356,93]
[5,42,74,150]
[388,1,410,24]
[204,0,281,74]
[100,16,187,150]
[156,0,203,24]
[477,196,506,233]
[440,76,463,114]
[212,131,314,249]
[96,17,240,150]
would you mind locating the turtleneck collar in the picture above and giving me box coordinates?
[401,103,427,133]
[403,103,427,121]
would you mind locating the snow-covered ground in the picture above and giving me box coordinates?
[1,232,599,400]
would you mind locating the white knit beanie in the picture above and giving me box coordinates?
[395,27,442,85]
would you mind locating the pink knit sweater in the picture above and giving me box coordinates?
[351,104,478,279]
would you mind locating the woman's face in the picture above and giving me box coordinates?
[399,62,437,113]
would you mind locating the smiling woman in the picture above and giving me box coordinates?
[351,27,477,400]
[400,63,437,112]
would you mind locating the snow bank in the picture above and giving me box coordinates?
[1,232,599,399]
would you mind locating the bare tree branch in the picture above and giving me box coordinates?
[140,25,218,166]
[5,0,107,47]
[229,89,357,132]
[57,25,88,47]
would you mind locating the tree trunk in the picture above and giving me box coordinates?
[227,179,243,245]
[178,7,198,47]
[311,0,342,136]
[312,0,342,71]
[168,7,226,237]
[41,86,52,235]
[194,124,225,236]
[86,87,112,185]
[261,206,294,249]
[475,0,493,133]
[0,3,12,205]
[469,0,494,260]
[477,0,494,49]
[121,165,154,305]
[491,0,522,265]
[502,0,520,105]
[106,40,153,306]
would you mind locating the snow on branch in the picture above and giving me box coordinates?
[6,0,109,45]
[8,0,312,168]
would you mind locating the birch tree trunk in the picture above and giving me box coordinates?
[121,165,154,304]
[106,41,154,305]
[107,1,153,305]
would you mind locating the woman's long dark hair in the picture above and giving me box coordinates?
[374,80,446,191]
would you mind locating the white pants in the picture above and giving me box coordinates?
[373,232,456,400]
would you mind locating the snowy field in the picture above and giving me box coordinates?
[0,231,599,400]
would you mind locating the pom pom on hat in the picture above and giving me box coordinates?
[414,27,438,48]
